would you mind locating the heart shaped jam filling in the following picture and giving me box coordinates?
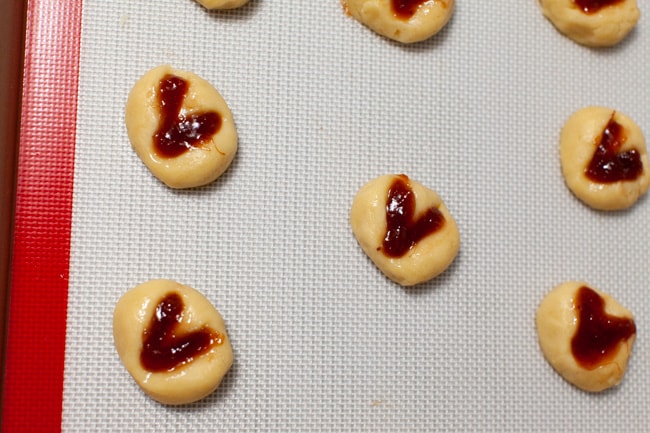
[585,113,643,183]
[140,292,223,372]
[571,286,636,370]
[381,175,445,258]
[153,74,222,158]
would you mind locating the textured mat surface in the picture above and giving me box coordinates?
[17,0,650,431]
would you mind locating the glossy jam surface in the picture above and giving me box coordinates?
[574,0,624,14]
[586,114,643,183]
[391,0,428,19]
[571,286,636,370]
[381,175,445,258]
[140,292,221,372]
[153,74,222,158]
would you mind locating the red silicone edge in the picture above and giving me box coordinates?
[1,1,82,431]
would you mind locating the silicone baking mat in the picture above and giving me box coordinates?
[4,0,650,431]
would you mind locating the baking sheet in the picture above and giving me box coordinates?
[13,0,650,431]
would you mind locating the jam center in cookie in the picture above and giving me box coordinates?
[154,74,222,158]
[391,0,429,19]
[571,286,636,370]
[381,175,445,258]
[574,0,624,15]
[141,292,222,372]
[585,113,642,183]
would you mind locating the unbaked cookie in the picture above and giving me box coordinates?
[536,281,636,392]
[539,0,640,47]
[560,106,650,210]
[342,0,455,44]
[350,174,460,286]
[195,0,249,9]
[113,279,233,405]
[126,65,238,189]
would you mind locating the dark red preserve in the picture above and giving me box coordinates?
[381,175,445,258]
[574,0,625,14]
[140,292,221,372]
[585,113,643,183]
[571,286,636,370]
[391,0,428,19]
[153,74,221,158]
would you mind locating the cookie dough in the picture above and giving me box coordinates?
[536,281,636,392]
[341,0,455,44]
[560,106,650,210]
[195,0,250,9]
[350,174,460,286]
[539,0,640,47]
[113,279,233,405]
[126,65,238,189]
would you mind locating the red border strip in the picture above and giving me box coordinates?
[2,0,82,431]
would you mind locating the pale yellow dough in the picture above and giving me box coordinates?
[113,279,233,405]
[342,0,455,44]
[195,0,249,9]
[536,281,635,392]
[125,65,238,189]
[560,106,650,210]
[350,174,460,286]
[539,0,640,47]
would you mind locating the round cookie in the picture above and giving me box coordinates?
[560,106,650,210]
[113,279,233,405]
[539,0,640,47]
[341,0,455,44]
[350,174,460,286]
[125,65,238,189]
[195,0,250,9]
[536,281,636,392]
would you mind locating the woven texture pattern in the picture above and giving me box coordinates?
[63,0,650,431]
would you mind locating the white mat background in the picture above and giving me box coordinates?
[62,0,650,431]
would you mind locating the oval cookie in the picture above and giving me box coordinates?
[350,174,460,286]
[539,0,640,47]
[560,106,650,210]
[125,65,238,189]
[113,279,233,405]
[536,281,636,392]
[342,0,455,44]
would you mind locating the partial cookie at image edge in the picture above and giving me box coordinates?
[559,106,650,211]
[341,0,455,44]
[195,0,250,10]
[539,0,640,47]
